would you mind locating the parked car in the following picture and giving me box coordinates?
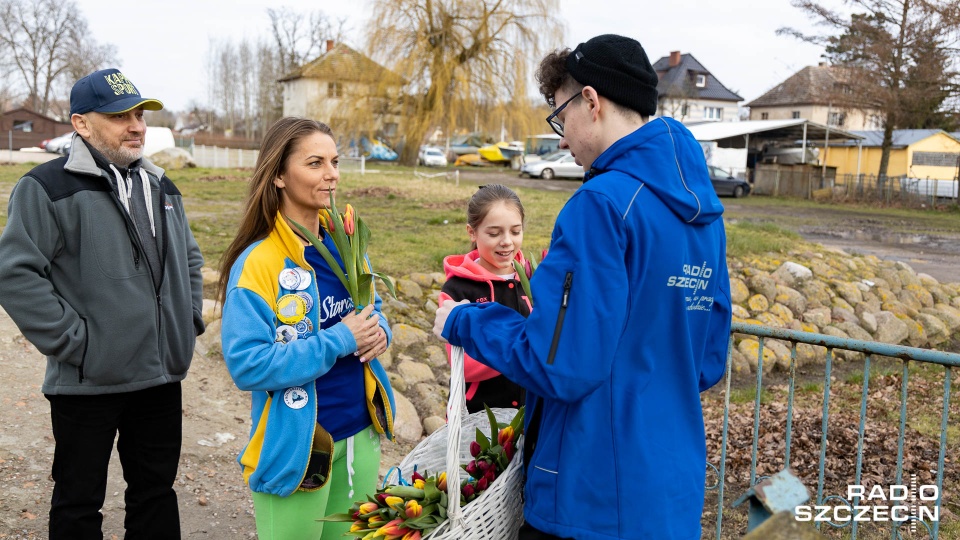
[45,132,75,155]
[519,150,583,180]
[708,166,750,198]
[419,147,448,167]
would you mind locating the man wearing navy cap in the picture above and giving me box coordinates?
[0,68,204,538]
[435,35,732,539]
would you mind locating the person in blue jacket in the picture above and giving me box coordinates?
[434,34,731,540]
[218,118,395,540]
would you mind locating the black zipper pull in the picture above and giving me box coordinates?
[547,271,573,365]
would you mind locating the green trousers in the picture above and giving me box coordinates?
[251,425,382,540]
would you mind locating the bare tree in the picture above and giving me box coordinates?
[238,40,255,139]
[256,41,284,138]
[779,0,960,180]
[365,0,563,164]
[0,0,116,117]
[206,36,290,140]
[268,7,347,78]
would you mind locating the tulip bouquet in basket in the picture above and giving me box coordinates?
[322,405,524,539]
[289,189,397,308]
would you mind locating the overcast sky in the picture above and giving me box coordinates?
[79,0,828,112]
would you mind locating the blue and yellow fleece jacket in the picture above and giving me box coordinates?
[221,213,395,497]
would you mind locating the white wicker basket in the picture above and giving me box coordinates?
[397,346,525,540]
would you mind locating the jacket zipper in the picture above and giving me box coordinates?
[78,317,88,382]
[110,171,163,345]
[546,272,573,365]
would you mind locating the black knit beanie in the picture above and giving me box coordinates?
[565,34,659,116]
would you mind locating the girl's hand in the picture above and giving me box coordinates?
[341,304,379,355]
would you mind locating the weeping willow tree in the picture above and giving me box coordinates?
[365,0,563,165]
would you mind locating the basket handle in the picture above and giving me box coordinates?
[444,345,468,530]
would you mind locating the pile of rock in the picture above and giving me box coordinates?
[728,250,960,375]
[195,250,960,443]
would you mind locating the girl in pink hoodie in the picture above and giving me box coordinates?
[439,184,532,413]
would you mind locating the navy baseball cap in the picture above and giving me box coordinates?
[69,68,163,116]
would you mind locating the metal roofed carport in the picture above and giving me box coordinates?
[685,119,866,176]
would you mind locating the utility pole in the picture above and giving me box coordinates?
[822,103,832,189]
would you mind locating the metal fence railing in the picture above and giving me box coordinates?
[831,174,959,206]
[185,146,374,173]
[706,322,958,539]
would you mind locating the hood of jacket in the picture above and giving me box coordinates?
[443,249,530,283]
[587,116,723,225]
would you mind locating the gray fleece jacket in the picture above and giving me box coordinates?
[0,135,205,395]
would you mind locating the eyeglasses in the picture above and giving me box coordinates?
[545,93,582,137]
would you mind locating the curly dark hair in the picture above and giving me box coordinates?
[536,48,580,107]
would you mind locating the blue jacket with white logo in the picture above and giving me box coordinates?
[442,117,731,540]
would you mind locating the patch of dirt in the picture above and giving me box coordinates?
[195,174,248,182]
[0,308,415,538]
[421,198,470,210]
[346,187,403,198]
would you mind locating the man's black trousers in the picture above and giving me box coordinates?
[46,381,183,539]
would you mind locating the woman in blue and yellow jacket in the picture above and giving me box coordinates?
[218,118,395,540]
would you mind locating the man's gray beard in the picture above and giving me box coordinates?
[87,131,143,168]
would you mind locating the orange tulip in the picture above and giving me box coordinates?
[404,499,422,518]
[498,426,514,447]
[357,501,380,517]
[343,204,356,235]
[401,531,421,540]
[373,518,407,539]
[437,472,447,491]
[318,208,335,232]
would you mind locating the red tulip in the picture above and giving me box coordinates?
[411,470,425,483]
[464,461,478,477]
[461,483,475,498]
[484,468,496,483]
[469,441,481,457]
[477,459,490,472]
[477,477,489,491]
[505,444,515,462]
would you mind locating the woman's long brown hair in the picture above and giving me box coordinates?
[217,117,334,305]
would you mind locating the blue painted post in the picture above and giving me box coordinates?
[852,354,872,540]
[893,362,910,540]
[933,367,951,539]
[815,348,833,532]
[750,338,765,487]
[785,343,798,468]
[715,336,735,540]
